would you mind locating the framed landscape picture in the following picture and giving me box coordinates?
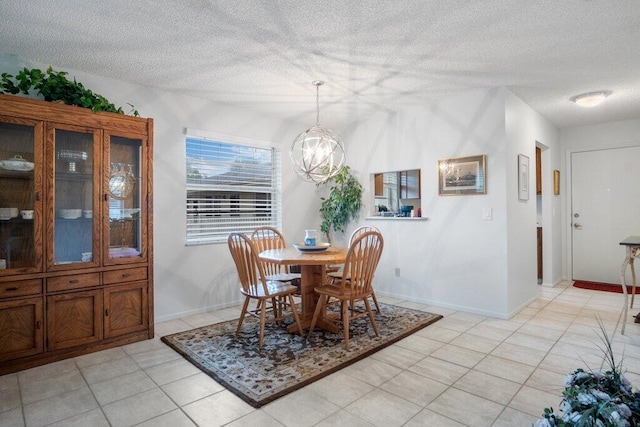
[518,154,529,200]
[438,154,486,195]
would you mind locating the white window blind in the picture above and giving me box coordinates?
[186,136,282,244]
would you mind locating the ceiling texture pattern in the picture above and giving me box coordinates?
[1,0,639,128]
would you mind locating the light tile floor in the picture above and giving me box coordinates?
[3,281,640,426]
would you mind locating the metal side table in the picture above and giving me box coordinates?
[620,236,640,334]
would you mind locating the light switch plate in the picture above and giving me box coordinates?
[483,208,492,220]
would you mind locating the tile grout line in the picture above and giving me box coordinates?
[73,357,113,427]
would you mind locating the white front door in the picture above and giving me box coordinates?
[571,146,640,283]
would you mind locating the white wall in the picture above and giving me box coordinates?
[1,54,564,320]
[0,54,321,321]
[345,88,509,317]
[504,90,561,315]
[560,118,640,279]
[342,88,561,318]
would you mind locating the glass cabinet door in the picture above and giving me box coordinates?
[105,134,145,264]
[0,118,43,274]
[48,125,99,268]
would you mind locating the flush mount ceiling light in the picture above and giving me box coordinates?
[570,91,611,107]
[290,81,345,184]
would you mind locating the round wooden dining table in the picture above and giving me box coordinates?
[258,246,347,333]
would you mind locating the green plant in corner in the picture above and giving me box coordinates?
[317,165,363,242]
[1,66,139,116]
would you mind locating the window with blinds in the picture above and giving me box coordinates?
[186,136,282,244]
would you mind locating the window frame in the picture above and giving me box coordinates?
[185,129,282,245]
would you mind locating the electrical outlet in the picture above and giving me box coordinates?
[395,268,400,277]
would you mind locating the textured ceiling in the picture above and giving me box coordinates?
[1,0,639,128]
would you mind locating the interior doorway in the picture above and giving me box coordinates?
[535,146,543,284]
[570,146,640,284]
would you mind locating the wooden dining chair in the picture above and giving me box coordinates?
[308,230,384,350]
[327,225,380,276]
[328,225,382,312]
[251,226,301,284]
[228,233,303,349]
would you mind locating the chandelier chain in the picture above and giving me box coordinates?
[315,83,320,126]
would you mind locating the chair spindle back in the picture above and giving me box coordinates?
[340,231,384,296]
[251,226,290,276]
[349,225,380,245]
[228,233,269,296]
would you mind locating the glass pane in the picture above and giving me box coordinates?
[185,136,282,244]
[0,122,37,270]
[53,129,94,264]
[108,136,142,260]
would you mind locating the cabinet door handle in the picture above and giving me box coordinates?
[69,279,79,284]
[35,192,41,201]
[36,320,42,329]
[5,287,18,291]
[105,309,109,317]
[104,193,109,201]
[122,273,130,278]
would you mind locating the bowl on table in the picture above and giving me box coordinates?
[293,242,331,252]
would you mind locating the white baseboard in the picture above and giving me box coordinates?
[155,299,243,323]
[375,290,512,319]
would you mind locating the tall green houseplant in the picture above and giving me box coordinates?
[317,166,363,242]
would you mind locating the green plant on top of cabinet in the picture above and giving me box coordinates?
[0,66,139,116]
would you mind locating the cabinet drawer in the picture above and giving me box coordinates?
[103,267,147,285]
[0,279,42,299]
[47,273,100,293]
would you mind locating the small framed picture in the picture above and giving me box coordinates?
[518,154,529,201]
[438,154,486,195]
[553,169,560,195]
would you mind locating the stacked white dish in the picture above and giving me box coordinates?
[58,150,88,161]
[109,208,140,219]
[123,208,140,218]
[0,207,19,220]
[0,155,34,171]
[58,209,82,219]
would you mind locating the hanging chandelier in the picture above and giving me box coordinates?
[290,80,345,184]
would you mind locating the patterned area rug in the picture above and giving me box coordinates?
[161,303,442,408]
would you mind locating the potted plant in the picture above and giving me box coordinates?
[316,165,363,243]
[536,320,640,426]
[1,66,138,116]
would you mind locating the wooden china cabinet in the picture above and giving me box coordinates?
[0,94,153,374]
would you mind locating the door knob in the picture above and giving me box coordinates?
[573,223,583,229]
